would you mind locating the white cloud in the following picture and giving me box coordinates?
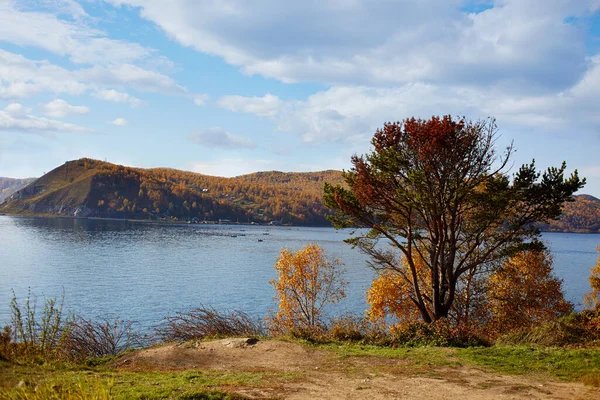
[0,103,91,134]
[4,103,31,117]
[106,0,597,90]
[93,89,142,107]
[217,93,282,117]
[0,49,188,100]
[189,127,255,149]
[42,99,89,118]
[193,94,210,106]
[110,117,129,126]
[189,158,331,177]
[0,1,153,65]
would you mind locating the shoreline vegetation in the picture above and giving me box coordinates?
[3,117,600,398]
[2,290,600,399]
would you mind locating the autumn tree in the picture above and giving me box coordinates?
[324,116,584,323]
[585,246,600,310]
[488,250,573,334]
[268,244,346,333]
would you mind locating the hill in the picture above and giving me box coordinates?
[0,177,36,203]
[541,194,600,233]
[2,158,600,231]
[0,158,344,226]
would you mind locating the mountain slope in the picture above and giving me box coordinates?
[0,158,344,225]
[2,158,600,231]
[0,177,37,203]
[541,194,600,233]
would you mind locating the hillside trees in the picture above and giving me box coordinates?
[324,116,584,323]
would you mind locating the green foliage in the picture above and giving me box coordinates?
[324,116,585,323]
[8,289,65,360]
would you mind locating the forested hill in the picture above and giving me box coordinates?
[0,177,36,203]
[0,158,344,226]
[2,158,600,230]
[541,194,600,233]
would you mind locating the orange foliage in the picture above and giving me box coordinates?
[267,244,346,334]
[367,270,423,327]
[367,250,572,338]
[488,250,573,334]
[585,246,600,310]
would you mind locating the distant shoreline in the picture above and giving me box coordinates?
[0,212,598,233]
[0,213,335,228]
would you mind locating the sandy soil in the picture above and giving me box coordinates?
[114,338,599,399]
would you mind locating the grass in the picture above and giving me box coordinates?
[316,341,459,366]
[2,341,600,399]
[0,360,294,399]
[457,345,600,384]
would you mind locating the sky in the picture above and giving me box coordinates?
[0,0,599,195]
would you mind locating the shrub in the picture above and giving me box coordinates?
[156,307,264,342]
[61,316,142,360]
[8,289,65,360]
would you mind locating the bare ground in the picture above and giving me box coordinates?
[114,338,599,399]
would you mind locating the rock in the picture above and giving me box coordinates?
[220,338,259,348]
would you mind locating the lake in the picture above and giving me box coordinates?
[0,216,597,330]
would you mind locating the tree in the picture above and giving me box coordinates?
[585,246,600,310]
[268,244,346,333]
[324,115,584,323]
[487,249,572,334]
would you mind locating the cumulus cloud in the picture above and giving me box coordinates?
[93,89,143,107]
[0,103,91,134]
[42,99,89,118]
[217,94,282,117]
[105,0,597,90]
[0,49,188,100]
[0,1,153,65]
[110,117,129,126]
[189,127,256,149]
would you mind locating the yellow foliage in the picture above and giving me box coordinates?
[366,270,423,327]
[585,246,600,310]
[366,254,431,328]
[267,244,346,334]
[488,250,573,334]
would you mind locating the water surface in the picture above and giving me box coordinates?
[0,216,597,329]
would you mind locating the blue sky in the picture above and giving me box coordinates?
[0,0,600,195]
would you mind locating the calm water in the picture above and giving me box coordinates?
[0,216,597,330]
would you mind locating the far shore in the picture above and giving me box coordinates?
[0,212,598,233]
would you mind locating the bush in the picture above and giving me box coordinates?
[8,290,65,360]
[61,316,142,360]
[498,311,600,347]
[390,320,489,347]
[5,291,140,363]
[156,307,264,342]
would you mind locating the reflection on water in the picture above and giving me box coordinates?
[0,216,597,329]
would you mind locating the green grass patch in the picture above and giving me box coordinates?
[457,346,600,384]
[0,361,294,399]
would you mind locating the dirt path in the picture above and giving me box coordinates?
[115,338,598,399]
